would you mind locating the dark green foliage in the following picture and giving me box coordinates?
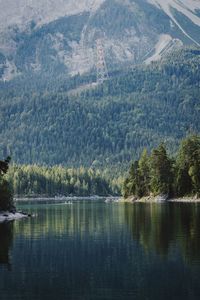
[0,156,11,175]
[90,0,142,38]
[123,135,200,199]
[7,165,121,197]
[0,179,14,211]
[122,151,151,198]
[175,135,200,196]
[0,48,200,168]
[138,149,150,196]
[150,144,173,195]
[122,161,140,198]
[0,157,14,211]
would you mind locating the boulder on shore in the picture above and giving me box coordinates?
[0,211,30,223]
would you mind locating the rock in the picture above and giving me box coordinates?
[0,211,32,223]
[155,194,169,202]
[130,196,138,202]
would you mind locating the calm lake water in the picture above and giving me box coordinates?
[0,200,200,300]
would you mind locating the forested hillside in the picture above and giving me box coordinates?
[6,165,121,197]
[0,48,200,168]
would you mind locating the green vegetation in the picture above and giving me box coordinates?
[0,157,14,211]
[123,135,200,199]
[0,48,200,199]
[0,48,200,168]
[6,165,122,197]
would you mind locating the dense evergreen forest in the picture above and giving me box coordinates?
[6,165,122,197]
[0,157,14,211]
[0,47,199,168]
[123,135,200,199]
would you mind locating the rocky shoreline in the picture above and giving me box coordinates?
[120,195,200,203]
[14,195,106,201]
[0,211,32,223]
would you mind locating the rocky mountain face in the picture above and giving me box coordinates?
[0,0,200,81]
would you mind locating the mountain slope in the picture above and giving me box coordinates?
[0,0,104,30]
[0,48,199,167]
[0,0,200,81]
[148,0,200,45]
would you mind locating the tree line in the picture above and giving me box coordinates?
[123,135,200,199]
[6,165,122,197]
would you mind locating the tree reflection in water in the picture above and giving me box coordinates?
[124,203,200,264]
[0,222,13,270]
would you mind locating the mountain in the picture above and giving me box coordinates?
[0,1,200,169]
[0,48,199,168]
[0,0,200,81]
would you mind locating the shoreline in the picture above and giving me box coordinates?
[120,195,200,203]
[14,195,200,203]
[14,195,119,202]
[168,198,200,203]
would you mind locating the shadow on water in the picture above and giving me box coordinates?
[124,203,200,263]
[0,222,13,270]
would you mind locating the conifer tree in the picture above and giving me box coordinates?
[176,135,200,196]
[0,157,14,211]
[150,144,173,196]
[138,149,150,196]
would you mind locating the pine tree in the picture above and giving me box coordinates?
[150,144,173,196]
[0,157,14,211]
[176,135,200,196]
[138,149,150,196]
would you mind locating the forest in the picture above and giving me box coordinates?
[123,135,200,199]
[2,135,200,200]
[0,47,199,168]
[6,165,122,197]
[1,137,200,200]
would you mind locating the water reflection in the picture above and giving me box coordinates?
[0,201,200,300]
[0,222,13,269]
[124,203,200,263]
[14,201,125,239]
[1,202,134,300]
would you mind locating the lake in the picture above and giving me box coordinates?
[0,200,200,300]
